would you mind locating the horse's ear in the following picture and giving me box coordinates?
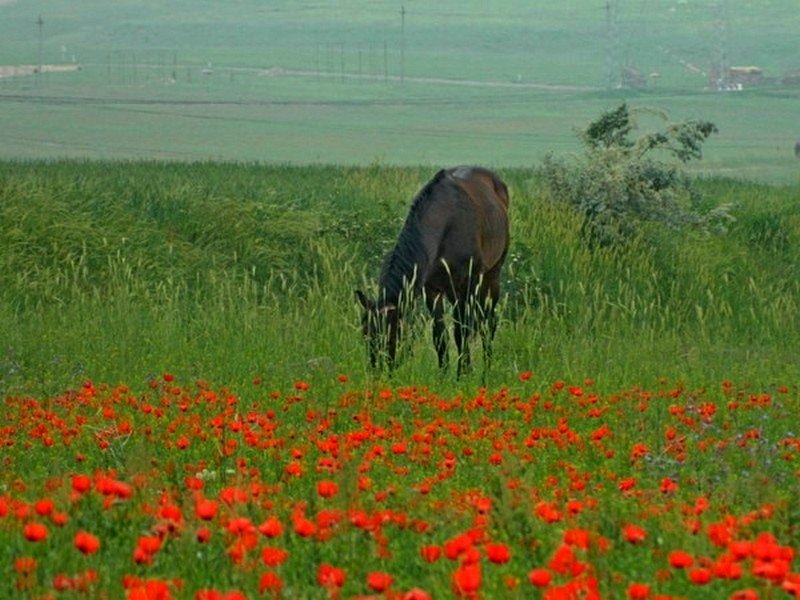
[355,290,373,311]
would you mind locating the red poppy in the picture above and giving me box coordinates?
[74,530,101,555]
[261,546,289,567]
[34,498,54,516]
[420,545,442,563]
[528,568,552,588]
[195,499,218,521]
[452,562,481,597]
[366,571,394,592]
[316,480,338,499]
[627,582,651,599]
[317,563,345,589]
[259,572,283,595]
[623,524,647,544]
[668,550,694,569]
[485,542,511,564]
[688,567,713,585]
[23,521,48,542]
[258,516,283,538]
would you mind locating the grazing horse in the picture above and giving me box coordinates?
[356,166,510,374]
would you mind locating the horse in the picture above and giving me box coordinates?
[355,166,510,375]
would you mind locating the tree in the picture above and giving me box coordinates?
[540,103,731,248]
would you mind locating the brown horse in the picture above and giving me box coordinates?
[356,166,510,374]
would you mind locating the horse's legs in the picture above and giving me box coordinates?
[479,275,501,372]
[426,293,448,370]
[453,298,473,376]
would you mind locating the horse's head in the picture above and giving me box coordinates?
[355,290,399,369]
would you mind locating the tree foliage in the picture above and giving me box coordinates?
[540,103,732,248]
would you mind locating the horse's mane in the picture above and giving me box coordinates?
[378,169,448,305]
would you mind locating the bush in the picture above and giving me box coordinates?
[539,104,732,248]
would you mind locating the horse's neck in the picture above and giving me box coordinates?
[379,241,426,306]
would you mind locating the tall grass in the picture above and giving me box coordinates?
[1,160,798,398]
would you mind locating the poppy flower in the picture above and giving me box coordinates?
[420,545,442,563]
[74,530,101,555]
[261,546,289,567]
[317,563,345,589]
[259,572,283,595]
[627,582,651,599]
[452,562,481,597]
[316,480,338,499]
[688,567,713,585]
[623,524,647,544]
[34,498,55,516]
[668,550,694,569]
[404,589,432,600]
[195,499,218,521]
[528,568,552,588]
[258,516,283,538]
[485,542,511,564]
[367,571,394,592]
[23,521,48,542]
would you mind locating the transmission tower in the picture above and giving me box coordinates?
[712,0,731,90]
[605,0,620,90]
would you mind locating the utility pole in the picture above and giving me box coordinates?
[36,14,44,84]
[400,5,406,84]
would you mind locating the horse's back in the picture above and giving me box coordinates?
[419,166,509,283]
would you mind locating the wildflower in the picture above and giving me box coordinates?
[317,563,345,590]
[668,550,694,569]
[34,498,55,516]
[485,542,511,564]
[420,545,442,563]
[367,571,394,592]
[195,499,218,521]
[452,562,481,597]
[660,477,679,494]
[14,556,37,574]
[623,524,647,544]
[23,521,48,542]
[261,546,289,567]
[196,528,211,543]
[688,567,713,585]
[259,572,283,595]
[258,516,283,538]
[404,589,432,600]
[293,516,316,537]
[627,583,651,599]
[74,530,101,555]
[317,480,338,499]
[528,568,552,587]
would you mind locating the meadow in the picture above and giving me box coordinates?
[1,160,799,598]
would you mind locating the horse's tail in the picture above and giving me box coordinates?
[492,175,509,209]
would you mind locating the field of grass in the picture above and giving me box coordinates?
[1,1,800,181]
[1,160,799,598]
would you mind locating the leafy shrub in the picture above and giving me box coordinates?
[539,103,733,248]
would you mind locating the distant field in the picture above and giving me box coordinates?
[1,1,799,181]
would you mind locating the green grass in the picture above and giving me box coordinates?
[1,160,798,399]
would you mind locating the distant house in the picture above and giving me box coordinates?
[728,66,764,87]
